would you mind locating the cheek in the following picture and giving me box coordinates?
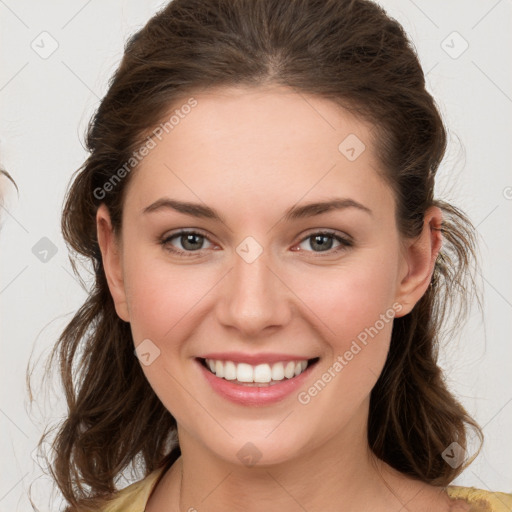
[123,254,215,343]
[291,253,400,345]
[292,262,398,431]
[121,254,210,420]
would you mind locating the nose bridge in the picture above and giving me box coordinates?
[217,239,289,335]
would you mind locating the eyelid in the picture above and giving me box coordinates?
[161,227,211,241]
[297,228,353,244]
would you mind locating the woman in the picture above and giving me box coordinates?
[35,0,512,510]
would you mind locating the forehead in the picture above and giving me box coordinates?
[124,85,393,222]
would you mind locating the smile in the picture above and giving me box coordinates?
[196,356,320,405]
[201,357,314,385]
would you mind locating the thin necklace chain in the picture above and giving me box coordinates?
[178,458,184,511]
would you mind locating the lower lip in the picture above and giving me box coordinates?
[196,359,318,406]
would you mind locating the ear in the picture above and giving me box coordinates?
[394,206,443,317]
[96,204,130,322]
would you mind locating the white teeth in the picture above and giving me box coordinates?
[254,364,272,383]
[284,361,296,379]
[236,363,254,382]
[223,361,237,380]
[271,362,285,381]
[204,358,312,383]
[215,360,224,378]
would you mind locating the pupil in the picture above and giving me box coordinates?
[183,234,202,250]
[312,235,332,251]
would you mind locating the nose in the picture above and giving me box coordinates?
[216,246,291,337]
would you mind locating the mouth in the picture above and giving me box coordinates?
[196,356,321,387]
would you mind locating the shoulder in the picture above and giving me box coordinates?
[446,485,512,511]
[86,478,512,511]
[98,467,166,512]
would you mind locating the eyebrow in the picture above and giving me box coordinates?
[142,197,373,222]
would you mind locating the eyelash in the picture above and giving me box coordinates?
[159,229,353,258]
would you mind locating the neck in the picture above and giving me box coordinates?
[179,444,381,511]
[147,403,453,512]
[170,412,403,511]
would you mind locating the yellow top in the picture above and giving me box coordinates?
[101,467,512,511]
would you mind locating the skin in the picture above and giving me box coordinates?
[97,85,468,511]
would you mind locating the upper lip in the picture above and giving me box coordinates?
[197,352,318,365]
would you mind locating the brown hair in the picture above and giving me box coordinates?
[30,0,483,509]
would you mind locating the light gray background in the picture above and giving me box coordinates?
[1,1,511,510]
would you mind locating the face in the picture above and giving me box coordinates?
[97,85,440,468]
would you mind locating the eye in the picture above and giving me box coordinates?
[160,230,215,256]
[293,231,353,255]
[160,229,353,258]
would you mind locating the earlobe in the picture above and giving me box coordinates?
[96,204,130,322]
[394,206,443,317]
